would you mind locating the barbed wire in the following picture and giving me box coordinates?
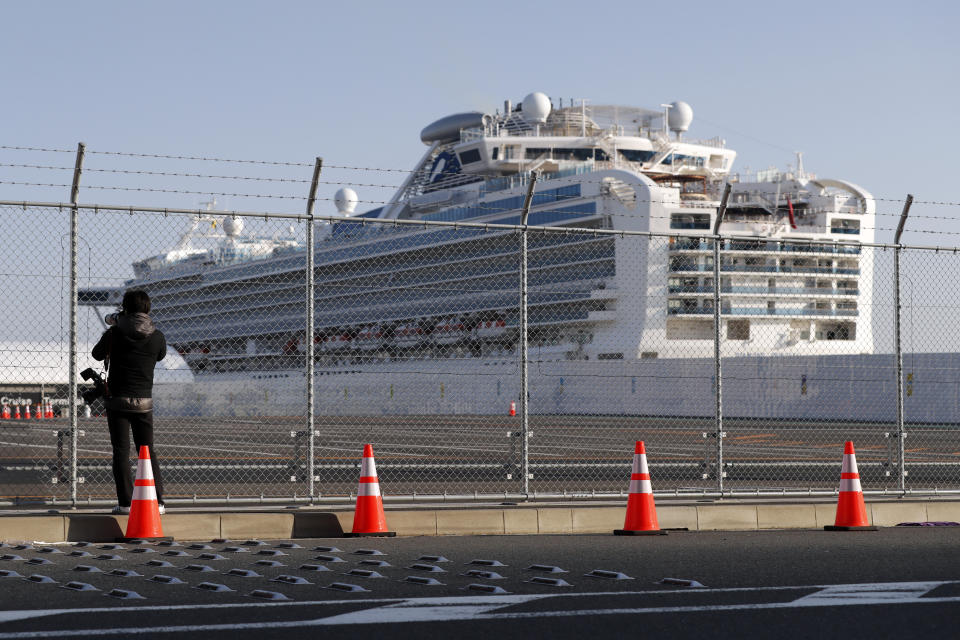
[0,145,74,154]
[3,142,960,207]
[5,187,960,234]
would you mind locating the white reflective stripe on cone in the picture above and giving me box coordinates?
[132,484,158,501]
[361,456,377,478]
[631,455,650,475]
[841,454,858,475]
[136,458,154,481]
[839,478,863,492]
[357,482,381,497]
[629,479,653,494]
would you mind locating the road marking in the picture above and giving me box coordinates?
[0,582,955,637]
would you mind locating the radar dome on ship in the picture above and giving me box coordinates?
[222,216,243,236]
[335,188,358,215]
[668,101,694,134]
[521,92,551,124]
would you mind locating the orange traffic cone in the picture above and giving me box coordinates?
[1,405,9,419]
[45,402,54,419]
[118,446,172,542]
[344,444,395,537]
[14,405,21,420]
[509,401,516,417]
[615,441,666,536]
[23,404,31,420]
[35,402,42,420]
[825,441,877,531]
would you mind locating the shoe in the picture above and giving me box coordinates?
[111,506,130,515]
[158,504,165,515]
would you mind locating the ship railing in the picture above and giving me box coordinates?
[669,286,859,296]
[480,165,595,196]
[668,307,859,317]
[668,241,861,255]
[669,264,861,276]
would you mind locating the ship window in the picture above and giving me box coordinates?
[671,214,710,230]
[458,148,482,165]
[831,219,860,234]
[727,320,750,340]
[491,147,499,160]
[619,149,656,163]
[598,352,624,360]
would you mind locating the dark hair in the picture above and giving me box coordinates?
[122,290,151,314]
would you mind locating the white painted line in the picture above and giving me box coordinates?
[0,582,955,637]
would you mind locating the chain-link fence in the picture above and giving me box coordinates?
[2,201,960,505]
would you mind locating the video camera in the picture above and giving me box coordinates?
[80,368,108,405]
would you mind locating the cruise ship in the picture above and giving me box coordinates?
[79,93,958,423]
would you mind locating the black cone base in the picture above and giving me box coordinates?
[823,525,878,531]
[614,529,667,536]
[343,531,396,538]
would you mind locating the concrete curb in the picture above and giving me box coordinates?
[2,500,959,542]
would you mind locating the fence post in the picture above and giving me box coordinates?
[519,170,539,497]
[893,194,912,494]
[68,142,85,506]
[712,183,731,493]
[304,158,322,503]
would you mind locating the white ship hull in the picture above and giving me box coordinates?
[154,352,960,424]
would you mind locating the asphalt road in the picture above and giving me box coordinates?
[0,528,959,638]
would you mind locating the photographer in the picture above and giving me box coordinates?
[91,289,167,515]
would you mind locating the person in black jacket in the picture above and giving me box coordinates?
[91,289,167,515]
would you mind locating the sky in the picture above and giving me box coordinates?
[1,0,959,351]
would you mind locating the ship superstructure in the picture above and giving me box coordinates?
[79,92,882,418]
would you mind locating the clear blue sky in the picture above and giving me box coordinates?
[2,1,958,229]
[1,0,959,345]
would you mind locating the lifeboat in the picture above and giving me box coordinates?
[354,325,383,351]
[318,334,339,353]
[476,318,507,340]
[433,317,468,345]
[295,333,324,353]
[394,322,424,348]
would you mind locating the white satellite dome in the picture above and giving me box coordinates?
[668,101,694,134]
[521,92,552,124]
[222,215,243,236]
[334,188,358,215]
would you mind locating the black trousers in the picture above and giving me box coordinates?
[107,410,165,506]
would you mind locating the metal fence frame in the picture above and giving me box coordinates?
[3,182,960,505]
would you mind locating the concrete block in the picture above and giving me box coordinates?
[0,516,65,543]
[436,509,503,535]
[536,508,573,534]
[333,511,353,534]
[381,510,437,536]
[658,505,699,531]
[814,502,838,528]
[220,513,293,540]
[870,501,926,527]
[925,502,960,523]
[757,504,818,530]
[697,504,758,530]
[65,515,124,542]
[503,509,539,535]
[571,507,622,534]
[292,512,347,538]
[160,514,220,542]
